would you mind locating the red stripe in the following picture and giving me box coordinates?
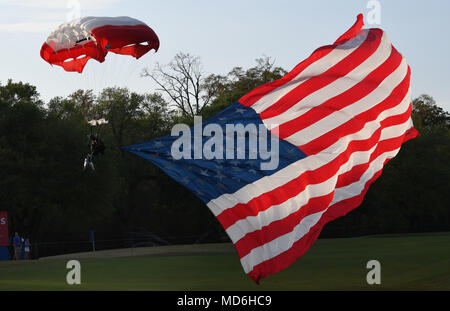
[91,24,159,58]
[239,47,334,107]
[336,123,417,189]
[232,114,412,258]
[275,46,403,139]
[259,29,382,120]
[217,125,382,230]
[337,139,402,187]
[239,14,365,108]
[234,194,333,258]
[403,125,420,141]
[333,106,412,190]
[334,14,365,45]
[246,168,383,283]
[40,41,105,73]
[217,103,413,230]
[246,126,419,283]
[300,66,411,155]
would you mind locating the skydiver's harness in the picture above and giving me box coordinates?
[83,124,105,171]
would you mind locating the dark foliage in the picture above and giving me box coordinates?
[1,57,448,256]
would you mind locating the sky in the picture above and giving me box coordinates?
[0,0,449,112]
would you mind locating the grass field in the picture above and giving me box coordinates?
[0,232,449,291]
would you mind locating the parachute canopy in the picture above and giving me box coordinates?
[88,118,109,126]
[41,16,159,73]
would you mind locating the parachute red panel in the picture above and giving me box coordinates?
[40,16,159,73]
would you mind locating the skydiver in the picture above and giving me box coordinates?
[83,134,105,171]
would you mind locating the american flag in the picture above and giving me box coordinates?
[123,14,419,283]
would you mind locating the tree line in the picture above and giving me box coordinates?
[1,53,449,256]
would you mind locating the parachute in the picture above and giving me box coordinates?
[88,118,109,126]
[40,16,159,73]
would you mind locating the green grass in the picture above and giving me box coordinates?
[1,232,449,290]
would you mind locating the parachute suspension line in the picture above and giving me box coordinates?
[41,17,158,173]
[53,57,78,97]
[118,56,126,88]
[123,56,142,91]
[54,66,72,98]
[117,53,129,89]
[91,63,98,97]
[118,57,129,88]
[105,54,118,90]
[96,123,103,140]
[71,69,82,98]
[85,70,91,93]
[88,64,95,93]
[104,55,112,90]
[111,54,122,89]
[85,61,96,95]
[100,55,109,94]
[89,62,96,94]
[94,63,100,95]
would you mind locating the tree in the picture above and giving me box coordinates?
[69,89,96,121]
[0,81,118,248]
[412,94,450,130]
[142,52,217,118]
[201,56,287,118]
[137,93,173,138]
[0,79,41,108]
[95,87,145,151]
[47,96,78,120]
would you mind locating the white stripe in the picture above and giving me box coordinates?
[240,143,406,274]
[225,145,377,243]
[207,86,411,217]
[226,176,337,243]
[46,16,146,51]
[225,106,412,244]
[331,152,403,205]
[380,118,413,141]
[209,101,412,251]
[242,209,325,273]
[285,58,409,146]
[250,30,370,114]
[263,31,392,127]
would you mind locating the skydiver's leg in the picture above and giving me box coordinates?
[89,154,95,170]
[83,156,89,170]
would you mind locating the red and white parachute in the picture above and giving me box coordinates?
[40,16,159,73]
